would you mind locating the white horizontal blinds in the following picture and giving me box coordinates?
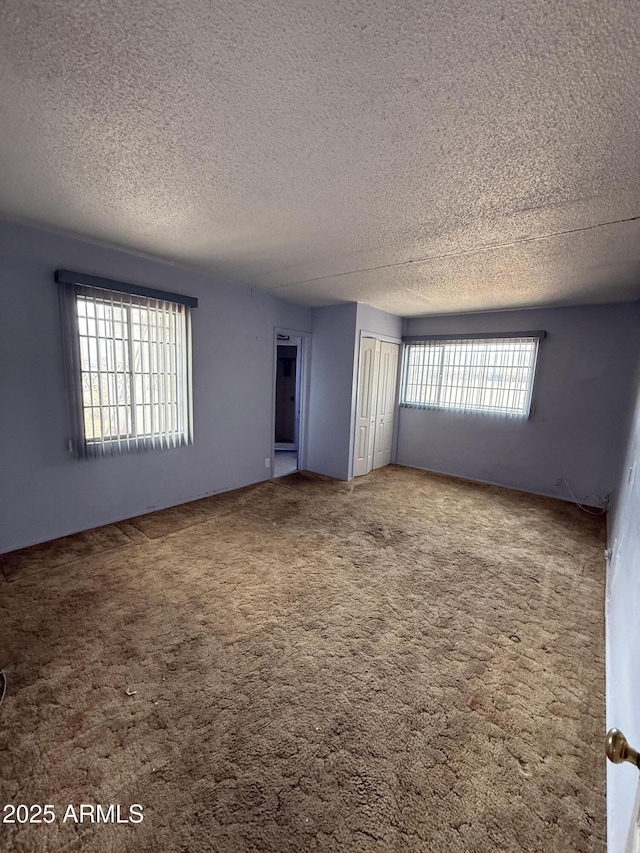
[74,285,191,456]
[401,336,539,418]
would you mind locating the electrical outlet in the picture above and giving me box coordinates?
[555,477,564,487]
[265,457,271,468]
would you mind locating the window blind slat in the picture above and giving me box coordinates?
[92,291,105,456]
[108,290,121,456]
[179,302,189,446]
[124,294,132,454]
[149,300,157,449]
[169,302,177,448]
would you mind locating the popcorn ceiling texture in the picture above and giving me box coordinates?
[0,467,605,851]
[0,0,639,315]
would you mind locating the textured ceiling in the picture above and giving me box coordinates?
[1,0,639,316]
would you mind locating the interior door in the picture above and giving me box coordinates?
[354,337,378,477]
[372,341,399,470]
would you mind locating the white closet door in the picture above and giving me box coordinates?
[372,341,399,470]
[354,337,378,477]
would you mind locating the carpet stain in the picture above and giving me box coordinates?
[0,466,605,851]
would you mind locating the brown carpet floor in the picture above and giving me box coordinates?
[0,465,606,852]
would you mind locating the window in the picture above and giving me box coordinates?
[401,333,543,419]
[57,270,196,457]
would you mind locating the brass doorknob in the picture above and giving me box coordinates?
[606,729,640,768]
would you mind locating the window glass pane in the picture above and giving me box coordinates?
[401,337,538,417]
[135,404,144,434]
[79,337,90,370]
[73,289,191,449]
[87,337,98,370]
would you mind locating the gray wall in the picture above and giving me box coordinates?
[397,304,640,504]
[606,355,640,853]
[0,219,311,553]
[356,303,403,342]
[305,302,403,481]
[306,303,358,480]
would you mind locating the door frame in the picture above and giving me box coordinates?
[350,329,402,480]
[271,327,311,479]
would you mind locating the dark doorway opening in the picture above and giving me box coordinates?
[275,345,297,445]
[273,341,299,478]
